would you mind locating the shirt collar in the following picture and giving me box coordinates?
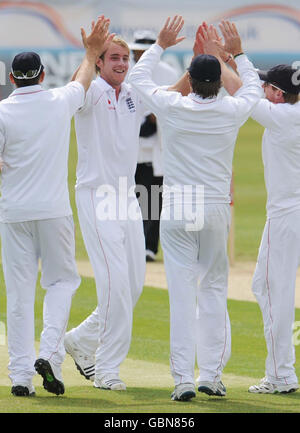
[188,92,217,104]
[95,76,132,98]
[10,84,44,97]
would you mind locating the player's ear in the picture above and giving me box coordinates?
[39,70,45,84]
[96,57,103,71]
[9,72,15,85]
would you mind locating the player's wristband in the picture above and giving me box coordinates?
[233,52,244,59]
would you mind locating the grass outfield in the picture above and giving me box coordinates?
[0,273,300,413]
[69,118,267,262]
[233,118,266,261]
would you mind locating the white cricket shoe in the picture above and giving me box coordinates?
[171,383,196,401]
[94,374,126,391]
[248,377,299,394]
[64,331,95,381]
[198,380,226,397]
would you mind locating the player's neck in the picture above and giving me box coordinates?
[102,77,122,100]
[114,85,122,100]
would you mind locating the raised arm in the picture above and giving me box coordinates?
[168,24,203,95]
[156,16,185,49]
[170,21,242,97]
[74,16,114,93]
[197,23,243,96]
[168,72,190,96]
[128,16,185,117]
[218,20,243,74]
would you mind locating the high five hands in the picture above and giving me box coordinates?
[193,20,243,62]
[194,23,222,59]
[81,15,115,58]
[219,20,243,58]
[157,16,185,50]
[155,16,242,63]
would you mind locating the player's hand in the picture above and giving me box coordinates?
[219,20,243,57]
[157,16,185,50]
[196,23,221,59]
[207,22,235,63]
[81,15,115,58]
[193,24,205,57]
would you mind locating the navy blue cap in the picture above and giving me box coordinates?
[11,52,44,79]
[258,64,300,95]
[188,54,221,83]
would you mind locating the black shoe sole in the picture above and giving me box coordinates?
[198,386,225,397]
[34,359,65,395]
[74,361,95,381]
[146,256,155,262]
[11,385,35,397]
[283,389,298,394]
[249,388,298,394]
[277,388,298,394]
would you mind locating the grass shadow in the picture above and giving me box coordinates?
[1,386,299,414]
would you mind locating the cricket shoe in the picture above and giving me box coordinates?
[198,380,226,397]
[34,358,65,395]
[171,383,196,401]
[64,331,95,381]
[11,384,35,397]
[146,250,156,262]
[94,374,126,391]
[248,377,299,394]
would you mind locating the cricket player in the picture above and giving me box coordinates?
[128,17,262,401]
[130,30,179,262]
[248,65,300,394]
[0,16,113,397]
[64,35,147,390]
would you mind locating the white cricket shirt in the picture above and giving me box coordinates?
[74,77,144,192]
[128,44,262,204]
[137,60,179,176]
[0,82,85,223]
[252,99,300,218]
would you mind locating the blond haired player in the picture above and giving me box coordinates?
[64,35,147,391]
[0,16,113,397]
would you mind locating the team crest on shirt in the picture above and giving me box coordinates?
[126,97,136,113]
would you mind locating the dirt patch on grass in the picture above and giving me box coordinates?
[76,260,300,308]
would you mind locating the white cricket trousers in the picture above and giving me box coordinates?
[252,211,300,385]
[0,216,80,386]
[72,188,145,377]
[160,203,231,386]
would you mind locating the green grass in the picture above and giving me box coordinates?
[1,269,300,413]
[68,123,88,262]
[68,118,267,262]
[233,118,266,261]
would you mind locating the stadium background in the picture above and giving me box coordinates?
[0,0,300,414]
